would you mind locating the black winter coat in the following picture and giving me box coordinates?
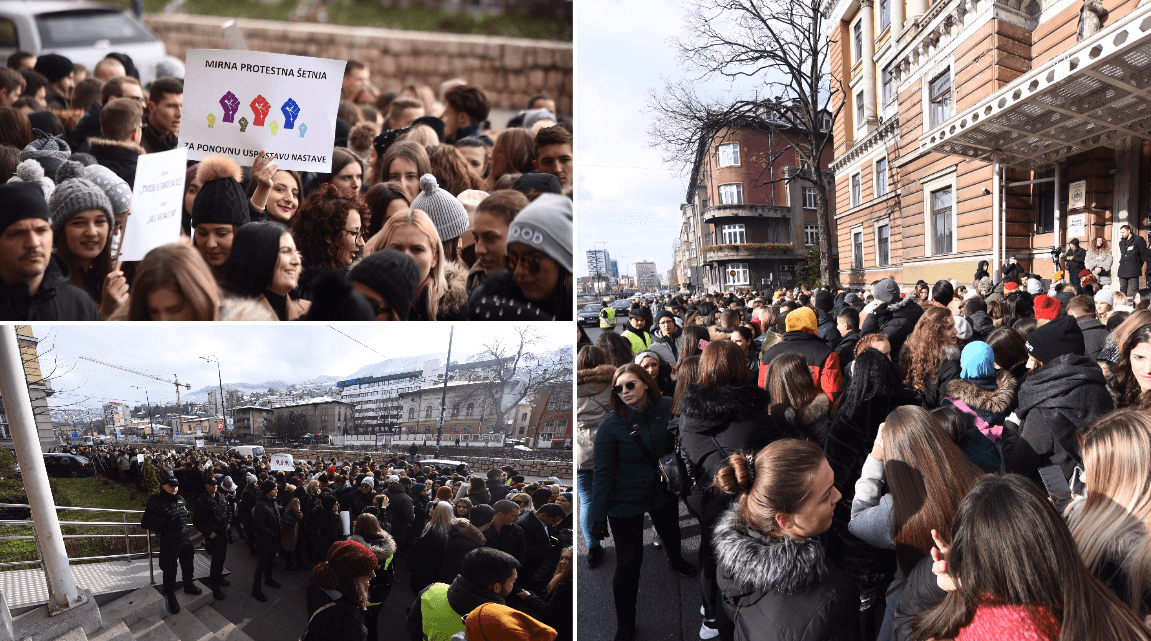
[489,483,512,503]
[348,531,397,607]
[0,255,100,321]
[859,295,923,360]
[1002,261,1024,285]
[88,138,143,188]
[1119,235,1148,278]
[440,519,487,584]
[920,347,961,409]
[194,490,233,535]
[676,383,782,491]
[383,483,415,543]
[484,522,528,567]
[816,308,842,350]
[68,102,102,154]
[522,579,573,641]
[141,491,190,543]
[1003,354,1113,483]
[252,495,283,555]
[1078,317,1109,360]
[304,595,365,641]
[408,526,449,594]
[892,554,945,641]
[835,330,861,373]
[517,511,555,585]
[714,505,861,641]
[468,268,564,321]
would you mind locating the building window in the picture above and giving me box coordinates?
[466,402,474,416]
[877,224,890,266]
[726,263,749,286]
[930,71,952,127]
[803,186,817,209]
[1034,170,1055,233]
[856,91,865,125]
[718,183,743,205]
[804,224,818,247]
[875,158,888,196]
[853,231,864,269]
[821,113,832,131]
[931,187,954,255]
[424,405,433,418]
[880,0,890,30]
[721,224,746,244]
[853,20,862,62]
[451,403,459,417]
[851,173,861,207]
[882,68,893,104]
[717,143,740,167]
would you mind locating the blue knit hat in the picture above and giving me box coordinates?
[960,341,996,380]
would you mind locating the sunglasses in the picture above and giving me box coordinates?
[504,252,541,274]
[612,380,639,394]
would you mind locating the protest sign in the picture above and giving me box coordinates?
[1068,214,1086,238]
[179,49,346,173]
[271,453,294,471]
[195,439,205,448]
[137,454,144,464]
[118,147,187,262]
[340,511,351,536]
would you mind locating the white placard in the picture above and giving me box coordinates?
[1069,180,1087,210]
[271,453,294,471]
[178,49,345,173]
[195,439,205,448]
[340,510,351,536]
[137,454,144,463]
[119,146,187,262]
[1068,214,1086,238]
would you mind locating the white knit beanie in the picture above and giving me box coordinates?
[410,174,469,242]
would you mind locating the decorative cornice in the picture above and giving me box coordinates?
[889,0,1031,85]
[831,116,899,174]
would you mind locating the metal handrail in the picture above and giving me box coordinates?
[0,501,154,584]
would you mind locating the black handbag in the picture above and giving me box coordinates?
[630,423,692,499]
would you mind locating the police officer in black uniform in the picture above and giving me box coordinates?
[194,476,232,600]
[141,475,201,613]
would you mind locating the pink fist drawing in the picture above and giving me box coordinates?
[218,92,240,123]
[250,95,272,127]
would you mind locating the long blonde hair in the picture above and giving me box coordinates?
[1068,409,1151,618]
[423,500,454,538]
[368,209,446,320]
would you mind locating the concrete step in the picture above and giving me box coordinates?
[87,621,134,641]
[156,588,213,619]
[53,627,88,641]
[126,616,178,641]
[99,587,164,630]
[188,607,254,641]
[162,610,214,641]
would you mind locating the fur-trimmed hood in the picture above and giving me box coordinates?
[708,325,734,341]
[88,137,145,156]
[348,531,397,562]
[679,383,769,425]
[447,517,487,546]
[441,260,470,316]
[577,363,615,386]
[781,392,831,429]
[714,504,828,595]
[944,369,1017,415]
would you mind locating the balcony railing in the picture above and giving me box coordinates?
[702,243,796,261]
[702,204,792,224]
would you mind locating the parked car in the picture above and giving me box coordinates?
[611,299,631,312]
[578,304,600,326]
[227,445,265,459]
[42,453,94,477]
[0,0,169,85]
[415,459,470,475]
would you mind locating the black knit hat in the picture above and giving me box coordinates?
[301,270,374,321]
[34,53,73,84]
[1025,314,1085,365]
[0,182,50,234]
[813,289,833,312]
[191,156,249,228]
[260,479,277,495]
[349,249,420,319]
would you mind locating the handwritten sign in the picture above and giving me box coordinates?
[271,453,294,471]
[1068,214,1086,238]
[118,147,187,262]
[137,454,144,464]
[195,439,205,448]
[179,49,345,172]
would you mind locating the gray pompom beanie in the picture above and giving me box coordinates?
[506,193,572,271]
[6,159,55,201]
[83,164,133,216]
[19,130,72,179]
[409,174,469,242]
[49,161,114,232]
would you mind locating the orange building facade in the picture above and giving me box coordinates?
[828,0,1151,287]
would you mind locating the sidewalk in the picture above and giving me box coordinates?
[576,502,705,641]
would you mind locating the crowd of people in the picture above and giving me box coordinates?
[577,274,1151,641]
[0,53,573,321]
[68,443,574,641]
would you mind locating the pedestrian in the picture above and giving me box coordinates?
[190,156,252,280]
[383,476,415,553]
[1086,236,1113,287]
[590,363,696,641]
[316,494,343,560]
[251,479,283,602]
[409,501,454,594]
[375,139,429,201]
[1119,224,1147,298]
[516,503,565,590]
[466,189,529,293]
[914,474,1151,641]
[302,540,377,641]
[193,476,232,600]
[124,243,219,321]
[759,306,842,398]
[1108,321,1151,409]
[442,505,491,584]
[366,208,468,320]
[224,221,308,320]
[484,500,528,566]
[898,307,960,408]
[314,147,364,199]
[517,547,573,641]
[48,160,120,318]
[281,494,303,571]
[141,474,200,614]
[405,548,521,641]
[290,183,366,299]
[576,345,613,569]
[941,341,1018,445]
[348,514,396,641]
[766,352,834,444]
[712,439,860,641]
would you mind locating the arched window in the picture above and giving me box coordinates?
[452,403,460,417]
[425,405,433,418]
[408,407,415,419]
[466,402,474,416]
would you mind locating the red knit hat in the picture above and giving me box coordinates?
[1034,294,1060,320]
[1004,281,1019,293]
[312,540,377,590]
[1078,269,1091,278]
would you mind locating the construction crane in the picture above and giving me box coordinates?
[79,356,191,436]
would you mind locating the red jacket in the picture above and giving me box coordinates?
[759,330,842,398]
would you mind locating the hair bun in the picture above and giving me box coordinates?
[312,561,338,590]
[714,452,755,496]
[419,173,437,194]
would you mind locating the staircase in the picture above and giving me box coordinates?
[16,587,256,641]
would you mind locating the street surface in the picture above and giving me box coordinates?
[576,502,705,641]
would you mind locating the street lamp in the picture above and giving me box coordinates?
[200,355,226,442]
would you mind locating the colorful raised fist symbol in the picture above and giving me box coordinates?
[298,123,307,138]
[250,95,272,127]
[218,92,240,123]
[281,98,300,130]
[206,112,217,128]
[238,116,249,132]
[270,120,279,136]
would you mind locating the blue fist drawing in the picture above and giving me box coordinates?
[298,123,308,138]
[281,98,300,129]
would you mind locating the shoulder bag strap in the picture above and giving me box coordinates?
[628,423,662,473]
[299,602,337,641]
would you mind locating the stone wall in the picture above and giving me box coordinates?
[144,14,572,115]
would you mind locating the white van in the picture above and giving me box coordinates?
[228,445,265,459]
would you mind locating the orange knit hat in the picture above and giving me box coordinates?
[465,603,557,641]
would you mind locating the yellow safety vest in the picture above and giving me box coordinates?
[419,583,464,641]
[600,307,616,328]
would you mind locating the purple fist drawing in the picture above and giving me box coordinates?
[250,95,272,127]
[218,92,240,123]
[281,98,300,129]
